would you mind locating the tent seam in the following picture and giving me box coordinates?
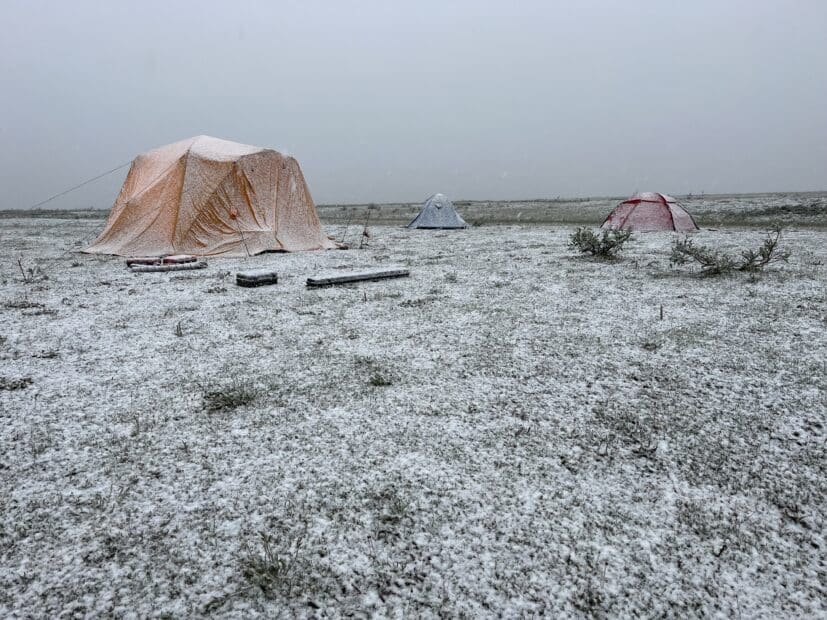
[170,147,193,252]
[661,194,677,231]
[174,165,238,244]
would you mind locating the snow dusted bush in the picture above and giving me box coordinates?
[738,228,791,272]
[669,238,737,276]
[670,227,790,276]
[569,227,632,259]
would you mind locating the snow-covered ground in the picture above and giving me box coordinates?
[1,216,825,617]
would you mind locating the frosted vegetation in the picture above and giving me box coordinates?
[0,197,825,617]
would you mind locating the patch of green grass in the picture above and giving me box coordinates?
[32,349,59,359]
[369,372,393,387]
[240,531,301,597]
[2,299,45,310]
[0,377,33,391]
[355,356,395,387]
[400,297,435,308]
[202,379,259,413]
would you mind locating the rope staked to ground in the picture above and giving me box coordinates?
[16,160,131,260]
[23,161,132,211]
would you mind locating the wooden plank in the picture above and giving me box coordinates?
[126,257,163,267]
[306,268,409,287]
[126,255,197,267]
[236,268,278,288]
[162,254,198,264]
[129,261,208,273]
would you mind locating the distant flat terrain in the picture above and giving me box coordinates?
[3,191,826,229]
[319,192,827,229]
[0,216,825,617]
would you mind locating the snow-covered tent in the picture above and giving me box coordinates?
[407,194,469,229]
[85,136,337,257]
[601,192,698,232]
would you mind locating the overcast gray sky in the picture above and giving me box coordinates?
[1,0,825,209]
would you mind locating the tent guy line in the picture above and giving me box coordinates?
[22,161,133,210]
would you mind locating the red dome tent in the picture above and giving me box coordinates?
[601,192,698,232]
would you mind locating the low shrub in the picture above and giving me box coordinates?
[569,227,632,259]
[670,228,790,277]
[669,238,737,276]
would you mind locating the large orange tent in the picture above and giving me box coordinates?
[84,136,337,257]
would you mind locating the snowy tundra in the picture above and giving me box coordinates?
[0,198,825,617]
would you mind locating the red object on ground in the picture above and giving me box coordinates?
[601,192,698,232]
